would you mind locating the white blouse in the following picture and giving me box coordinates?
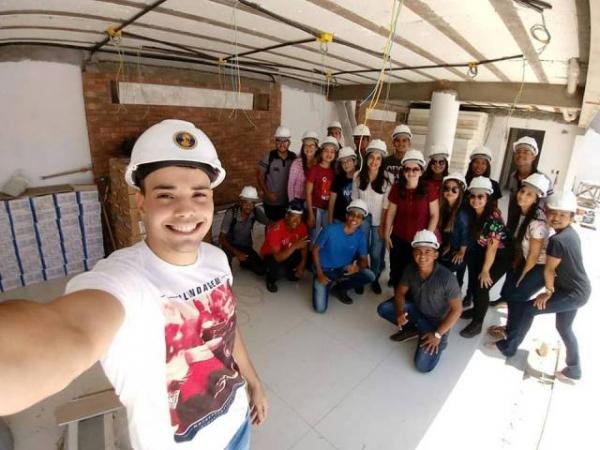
[351,173,391,226]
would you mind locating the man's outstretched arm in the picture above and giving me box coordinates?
[0,290,124,415]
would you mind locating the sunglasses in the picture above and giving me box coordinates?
[403,167,421,173]
[431,159,446,166]
[443,186,460,194]
[469,193,487,200]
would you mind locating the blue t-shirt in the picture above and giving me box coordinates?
[316,222,368,270]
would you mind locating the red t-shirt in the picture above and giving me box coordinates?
[307,165,335,210]
[260,219,308,256]
[425,178,442,198]
[388,184,439,241]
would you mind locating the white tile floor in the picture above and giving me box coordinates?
[2,226,598,450]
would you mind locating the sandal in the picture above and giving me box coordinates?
[486,325,507,340]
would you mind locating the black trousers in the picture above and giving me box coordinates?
[225,245,266,276]
[389,236,413,287]
[264,250,302,283]
[264,203,287,221]
[468,247,511,323]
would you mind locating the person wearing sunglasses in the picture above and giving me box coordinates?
[438,173,471,281]
[423,144,450,197]
[486,173,552,341]
[384,150,439,290]
[460,177,511,338]
[352,139,393,294]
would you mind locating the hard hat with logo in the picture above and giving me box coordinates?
[546,190,578,213]
[467,176,493,195]
[469,145,493,162]
[427,144,450,159]
[411,229,440,249]
[302,130,319,143]
[328,120,342,130]
[239,186,259,201]
[522,173,551,198]
[443,173,467,191]
[125,119,226,189]
[401,149,426,169]
[320,135,339,149]
[352,124,371,137]
[392,124,412,140]
[513,136,539,156]
[346,198,369,216]
[274,126,291,139]
[366,139,387,157]
[338,146,357,160]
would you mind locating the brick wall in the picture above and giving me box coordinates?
[82,63,281,206]
[355,103,409,151]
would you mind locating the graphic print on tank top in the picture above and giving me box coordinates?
[162,278,245,443]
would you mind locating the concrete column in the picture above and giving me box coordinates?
[424,90,459,157]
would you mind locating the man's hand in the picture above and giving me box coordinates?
[479,270,493,289]
[344,261,359,276]
[293,237,309,250]
[534,292,552,310]
[419,332,441,355]
[317,272,330,285]
[396,310,408,327]
[385,236,393,251]
[248,381,268,426]
[265,191,277,203]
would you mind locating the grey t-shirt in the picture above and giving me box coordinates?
[258,150,296,206]
[400,263,462,322]
[546,226,591,297]
[220,205,269,248]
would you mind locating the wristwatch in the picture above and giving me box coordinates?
[434,331,442,340]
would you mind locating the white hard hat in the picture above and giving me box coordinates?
[352,124,371,137]
[125,119,226,189]
[239,186,259,201]
[302,130,319,143]
[338,146,357,160]
[513,136,539,156]
[467,176,493,195]
[470,145,493,162]
[427,144,450,159]
[346,198,369,216]
[366,139,387,156]
[328,120,342,129]
[411,229,440,249]
[521,173,551,198]
[546,190,578,213]
[401,149,426,169]
[392,124,412,140]
[320,135,339,149]
[443,173,467,191]
[274,126,291,139]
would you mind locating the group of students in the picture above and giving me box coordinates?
[220,122,591,377]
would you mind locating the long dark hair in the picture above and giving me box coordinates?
[423,158,449,181]
[398,169,428,198]
[358,152,388,193]
[467,193,497,240]
[300,141,317,175]
[440,182,465,233]
[513,202,544,265]
[465,159,491,185]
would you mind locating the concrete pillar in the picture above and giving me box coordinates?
[424,90,460,157]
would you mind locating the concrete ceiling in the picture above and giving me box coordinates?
[0,0,597,126]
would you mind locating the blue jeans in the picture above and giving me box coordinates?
[312,266,375,313]
[377,298,449,373]
[309,207,328,244]
[360,216,385,281]
[496,288,589,378]
[225,412,251,450]
[501,264,545,303]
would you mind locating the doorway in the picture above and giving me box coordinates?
[499,128,545,189]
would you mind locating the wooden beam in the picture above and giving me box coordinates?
[328,82,584,109]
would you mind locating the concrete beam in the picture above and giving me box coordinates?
[328,82,584,109]
[579,0,600,128]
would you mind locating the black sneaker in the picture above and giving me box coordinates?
[459,321,482,338]
[355,286,364,295]
[371,281,382,295]
[389,328,418,342]
[460,308,474,319]
[337,290,354,305]
[266,280,278,293]
[462,296,473,308]
[489,298,506,307]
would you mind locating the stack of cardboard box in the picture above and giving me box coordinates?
[107,158,145,249]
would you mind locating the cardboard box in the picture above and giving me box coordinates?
[55,192,77,206]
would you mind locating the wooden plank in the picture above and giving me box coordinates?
[55,390,123,427]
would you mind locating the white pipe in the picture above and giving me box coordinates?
[566,57,580,96]
[424,90,460,157]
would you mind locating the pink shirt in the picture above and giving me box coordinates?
[287,158,306,201]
